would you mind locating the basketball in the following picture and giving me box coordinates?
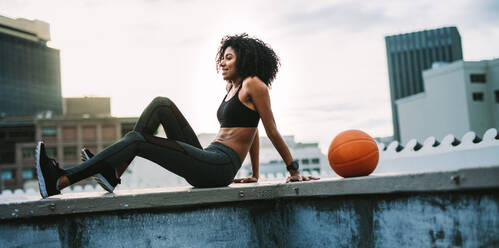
[328,130,379,177]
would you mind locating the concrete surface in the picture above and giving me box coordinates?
[0,166,498,247]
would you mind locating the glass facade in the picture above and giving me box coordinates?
[22,168,34,179]
[1,170,13,180]
[21,147,33,159]
[0,31,62,117]
[41,126,57,137]
[45,146,57,158]
[385,27,463,141]
[63,146,77,161]
[0,124,35,164]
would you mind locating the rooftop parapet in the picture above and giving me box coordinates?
[0,166,498,247]
[1,166,498,220]
[375,128,499,174]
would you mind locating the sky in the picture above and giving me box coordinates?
[1,0,499,153]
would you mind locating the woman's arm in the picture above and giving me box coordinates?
[249,129,259,179]
[245,78,298,177]
[246,77,319,182]
[245,79,293,165]
[233,129,259,183]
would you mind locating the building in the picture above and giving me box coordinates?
[63,97,111,117]
[0,117,35,191]
[0,97,137,191]
[396,58,499,144]
[385,27,463,141]
[194,133,335,180]
[0,15,62,117]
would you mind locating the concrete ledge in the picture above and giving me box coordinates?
[1,166,499,221]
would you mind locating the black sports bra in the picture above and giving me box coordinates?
[217,83,260,128]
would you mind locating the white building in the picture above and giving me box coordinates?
[236,135,335,180]
[397,58,499,145]
[199,133,335,179]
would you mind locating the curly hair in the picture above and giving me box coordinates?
[216,33,280,86]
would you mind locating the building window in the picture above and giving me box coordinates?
[85,146,97,154]
[472,92,484,102]
[63,146,77,161]
[46,147,57,158]
[495,90,499,103]
[102,125,117,140]
[1,170,14,180]
[301,159,309,165]
[41,126,57,137]
[62,126,77,141]
[21,148,34,159]
[312,158,320,164]
[22,169,34,179]
[470,74,486,83]
[82,126,97,141]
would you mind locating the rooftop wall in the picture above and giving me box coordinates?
[1,166,498,247]
[376,128,499,175]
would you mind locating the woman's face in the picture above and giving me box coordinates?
[220,46,238,82]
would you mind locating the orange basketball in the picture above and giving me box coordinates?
[328,130,379,177]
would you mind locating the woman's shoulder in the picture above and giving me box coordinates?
[243,76,267,90]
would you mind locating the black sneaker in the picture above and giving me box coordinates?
[81,148,121,193]
[35,142,66,199]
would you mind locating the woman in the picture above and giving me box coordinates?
[35,33,318,199]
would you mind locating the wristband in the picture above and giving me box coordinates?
[286,161,299,171]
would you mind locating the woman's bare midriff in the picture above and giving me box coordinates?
[214,127,257,163]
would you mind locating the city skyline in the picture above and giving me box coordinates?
[1,0,499,153]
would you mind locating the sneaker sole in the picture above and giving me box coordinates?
[95,173,115,193]
[82,149,115,193]
[35,142,48,199]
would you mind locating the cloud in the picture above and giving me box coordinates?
[351,117,392,129]
[293,102,361,113]
[281,1,390,34]
[466,0,499,28]
[267,0,499,38]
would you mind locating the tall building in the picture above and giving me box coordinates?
[397,58,499,144]
[0,15,62,117]
[385,27,463,141]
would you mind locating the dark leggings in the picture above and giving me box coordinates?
[64,97,241,188]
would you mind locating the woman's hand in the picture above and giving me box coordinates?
[286,171,320,183]
[233,177,259,183]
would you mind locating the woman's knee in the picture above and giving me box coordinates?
[151,96,173,106]
[123,131,145,143]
